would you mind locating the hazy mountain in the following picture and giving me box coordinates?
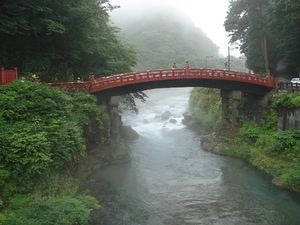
[110,3,246,72]
[111,5,222,70]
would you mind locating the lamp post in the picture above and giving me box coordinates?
[227,46,236,71]
[205,56,213,68]
[239,55,247,72]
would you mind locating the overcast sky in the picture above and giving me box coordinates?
[110,0,240,57]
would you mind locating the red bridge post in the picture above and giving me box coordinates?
[0,67,4,84]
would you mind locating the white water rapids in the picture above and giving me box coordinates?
[87,88,300,225]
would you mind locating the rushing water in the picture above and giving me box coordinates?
[86,88,300,225]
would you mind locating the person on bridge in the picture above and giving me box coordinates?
[184,61,190,76]
[172,62,177,76]
[184,61,190,70]
[172,62,177,69]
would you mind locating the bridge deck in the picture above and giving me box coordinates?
[48,68,278,94]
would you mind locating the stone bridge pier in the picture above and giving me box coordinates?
[220,89,272,130]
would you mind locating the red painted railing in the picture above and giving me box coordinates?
[0,67,18,85]
[48,68,278,93]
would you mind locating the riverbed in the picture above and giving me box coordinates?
[85,88,300,225]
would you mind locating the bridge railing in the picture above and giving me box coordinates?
[0,67,18,85]
[46,68,277,93]
[89,68,277,92]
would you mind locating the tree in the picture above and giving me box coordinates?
[0,0,135,81]
[268,0,300,75]
[224,0,270,74]
[225,0,300,76]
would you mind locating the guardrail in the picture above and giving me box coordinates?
[278,82,300,92]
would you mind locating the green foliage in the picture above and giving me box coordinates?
[222,106,300,192]
[0,0,136,81]
[70,92,109,127]
[268,0,300,74]
[189,88,221,132]
[272,131,299,155]
[121,92,148,114]
[240,122,260,143]
[225,0,300,75]
[0,195,99,225]
[280,162,300,191]
[0,81,107,194]
[272,93,300,110]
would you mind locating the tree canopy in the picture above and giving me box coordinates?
[225,0,300,77]
[0,0,135,81]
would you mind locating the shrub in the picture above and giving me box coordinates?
[189,88,221,132]
[272,93,300,110]
[0,195,100,225]
[240,122,260,143]
[0,81,107,194]
[281,163,300,192]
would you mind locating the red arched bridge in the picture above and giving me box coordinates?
[48,68,278,95]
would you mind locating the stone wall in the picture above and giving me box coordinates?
[277,109,300,131]
[220,90,272,130]
[220,90,242,127]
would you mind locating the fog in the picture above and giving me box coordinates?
[110,0,240,57]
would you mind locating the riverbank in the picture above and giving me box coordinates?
[0,81,115,224]
[187,90,300,194]
[201,130,300,193]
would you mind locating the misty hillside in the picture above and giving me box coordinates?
[111,8,221,70]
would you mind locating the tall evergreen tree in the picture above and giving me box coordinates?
[0,0,135,81]
[225,0,300,76]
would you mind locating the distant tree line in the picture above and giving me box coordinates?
[0,0,136,82]
[225,0,300,77]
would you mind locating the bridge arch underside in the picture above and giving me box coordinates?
[93,79,273,97]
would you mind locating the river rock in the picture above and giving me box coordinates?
[161,111,172,120]
[201,133,226,155]
[169,118,177,123]
[182,112,193,126]
[121,125,140,140]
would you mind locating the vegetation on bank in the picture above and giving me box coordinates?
[189,89,300,192]
[221,93,300,193]
[189,87,221,133]
[0,81,107,224]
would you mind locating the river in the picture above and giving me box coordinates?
[86,88,300,225]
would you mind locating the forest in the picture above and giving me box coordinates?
[0,0,135,82]
[225,0,300,77]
